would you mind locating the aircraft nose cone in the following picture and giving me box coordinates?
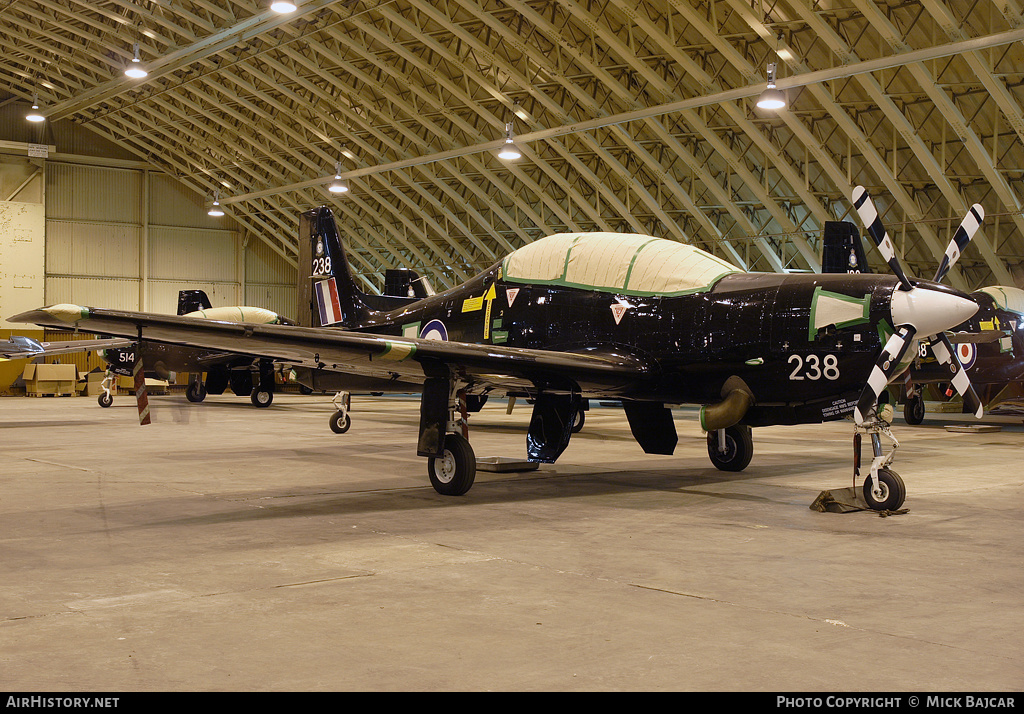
[890,285,978,336]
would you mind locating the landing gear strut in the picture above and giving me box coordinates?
[854,404,906,511]
[97,371,115,408]
[329,391,351,434]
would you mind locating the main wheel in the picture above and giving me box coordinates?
[97,392,113,408]
[250,388,273,408]
[707,424,753,472]
[185,382,207,403]
[427,432,476,496]
[329,410,351,434]
[903,395,925,425]
[571,408,585,433]
[862,468,906,511]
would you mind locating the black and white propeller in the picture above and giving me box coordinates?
[850,187,984,424]
[933,204,984,285]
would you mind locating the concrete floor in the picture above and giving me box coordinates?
[1,390,1022,692]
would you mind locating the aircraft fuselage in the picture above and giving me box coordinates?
[345,266,918,426]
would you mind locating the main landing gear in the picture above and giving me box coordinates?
[425,386,476,496]
[854,404,906,511]
[415,375,477,496]
[327,383,477,495]
[707,424,753,472]
[903,388,925,425]
[185,376,207,403]
[248,362,275,408]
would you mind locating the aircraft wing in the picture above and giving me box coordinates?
[946,330,1010,344]
[10,305,654,395]
[0,335,132,360]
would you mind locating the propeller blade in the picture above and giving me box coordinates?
[933,204,984,284]
[852,186,913,291]
[855,325,917,425]
[928,333,984,419]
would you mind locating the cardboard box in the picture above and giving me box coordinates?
[23,364,79,396]
[106,374,169,394]
[85,371,114,396]
[145,378,169,395]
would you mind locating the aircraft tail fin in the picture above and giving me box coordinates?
[300,207,376,328]
[177,290,214,315]
[821,221,872,274]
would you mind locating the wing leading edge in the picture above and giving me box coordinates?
[1,335,133,360]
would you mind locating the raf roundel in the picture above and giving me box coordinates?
[956,342,977,370]
[419,319,448,341]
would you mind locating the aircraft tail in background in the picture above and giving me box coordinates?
[177,289,214,315]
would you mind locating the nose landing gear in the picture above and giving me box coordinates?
[854,404,906,511]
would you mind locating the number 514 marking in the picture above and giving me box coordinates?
[788,353,840,380]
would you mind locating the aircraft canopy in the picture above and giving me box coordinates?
[976,286,1024,316]
[501,232,741,296]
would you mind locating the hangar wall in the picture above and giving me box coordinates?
[1,110,298,392]
[44,161,298,320]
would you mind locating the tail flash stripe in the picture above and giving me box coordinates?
[314,278,343,326]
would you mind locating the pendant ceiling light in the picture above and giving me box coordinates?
[26,93,45,122]
[756,62,786,110]
[207,192,225,217]
[329,162,349,194]
[125,42,148,79]
[497,122,522,161]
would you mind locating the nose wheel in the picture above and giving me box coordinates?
[863,468,906,511]
[97,371,115,408]
[854,405,906,511]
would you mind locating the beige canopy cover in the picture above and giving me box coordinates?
[501,232,741,296]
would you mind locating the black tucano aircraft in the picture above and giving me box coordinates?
[11,187,984,510]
